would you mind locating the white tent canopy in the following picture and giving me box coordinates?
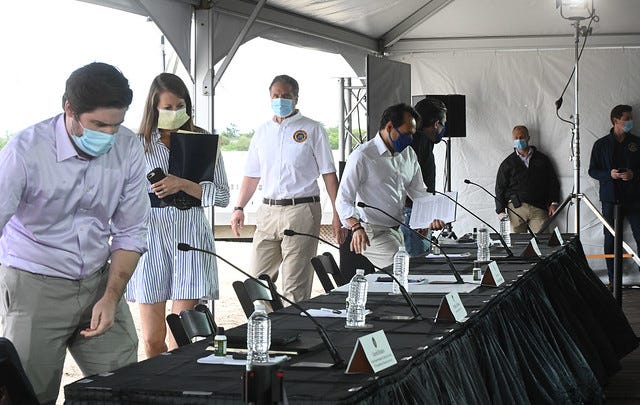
[80,0,640,281]
[80,0,640,75]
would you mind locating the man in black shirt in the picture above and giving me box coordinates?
[495,125,560,233]
[588,104,640,282]
[402,98,447,255]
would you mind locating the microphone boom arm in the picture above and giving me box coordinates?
[431,190,514,257]
[355,202,464,284]
[178,243,345,367]
[464,179,539,243]
[283,229,423,320]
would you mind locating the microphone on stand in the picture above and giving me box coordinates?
[430,190,514,257]
[356,202,464,284]
[177,243,345,368]
[464,179,539,243]
[284,229,423,321]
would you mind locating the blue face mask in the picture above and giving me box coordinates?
[436,124,446,143]
[391,126,413,153]
[514,139,528,150]
[271,98,295,118]
[71,119,116,157]
[622,120,633,133]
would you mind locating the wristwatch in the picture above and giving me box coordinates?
[233,206,244,211]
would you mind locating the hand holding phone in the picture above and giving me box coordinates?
[147,167,166,184]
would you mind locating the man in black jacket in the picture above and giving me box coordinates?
[495,125,560,233]
[588,104,640,282]
[402,98,447,255]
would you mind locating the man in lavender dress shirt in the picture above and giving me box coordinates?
[0,63,150,404]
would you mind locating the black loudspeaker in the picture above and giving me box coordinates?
[412,94,466,138]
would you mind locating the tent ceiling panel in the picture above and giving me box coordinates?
[81,0,640,69]
[404,0,640,39]
[265,0,432,39]
[213,0,379,53]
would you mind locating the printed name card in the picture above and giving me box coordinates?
[481,261,505,287]
[435,291,468,323]
[345,330,397,374]
[548,227,565,246]
[521,237,543,258]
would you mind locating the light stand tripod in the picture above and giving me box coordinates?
[540,10,640,267]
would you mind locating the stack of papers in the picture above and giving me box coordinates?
[197,354,289,365]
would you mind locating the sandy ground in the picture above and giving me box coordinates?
[57,241,334,404]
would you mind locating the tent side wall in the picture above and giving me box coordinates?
[391,47,640,281]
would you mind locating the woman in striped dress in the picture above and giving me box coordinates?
[126,73,229,357]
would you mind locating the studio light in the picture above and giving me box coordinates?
[556,0,595,20]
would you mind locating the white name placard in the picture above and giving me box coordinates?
[345,330,397,374]
[481,261,505,287]
[435,291,468,323]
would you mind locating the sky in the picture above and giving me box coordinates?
[0,0,358,136]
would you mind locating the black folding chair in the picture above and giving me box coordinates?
[166,304,218,347]
[0,337,39,405]
[232,274,284,318]
[311,252,346,292]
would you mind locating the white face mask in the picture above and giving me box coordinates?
[157,108,190,130]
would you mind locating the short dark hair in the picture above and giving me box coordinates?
[379,103,420,131]
[63,62,133,115]
[269,75,299,99]
[414,98,447,128]
[610,104,632,124]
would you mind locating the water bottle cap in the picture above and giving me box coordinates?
[398,246,406,251]
[355,269,365,275]
[217,326,225,335]
[254,304,266,311]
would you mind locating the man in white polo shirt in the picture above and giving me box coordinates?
[231,75,344,302]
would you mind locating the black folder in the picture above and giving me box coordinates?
[166,132,219,209]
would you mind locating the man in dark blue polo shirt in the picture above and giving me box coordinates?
[589,104,640,283]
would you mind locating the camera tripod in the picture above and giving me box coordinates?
[540,192,640,266]
[539,15,639,267]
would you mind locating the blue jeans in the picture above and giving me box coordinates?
[402,207,432,257]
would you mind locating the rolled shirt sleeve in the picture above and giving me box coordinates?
[200,153,230,208]
[110,138,150,254]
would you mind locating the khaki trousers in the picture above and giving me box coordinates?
[361,223,404,269]
[0,264,137,404]
[507,202,549,233]
[251,202,322,302]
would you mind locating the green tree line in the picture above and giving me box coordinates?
[219,124,365,151]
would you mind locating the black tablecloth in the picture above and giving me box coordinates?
[64,237,638,404]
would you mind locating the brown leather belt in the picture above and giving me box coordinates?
[263,196,320,206]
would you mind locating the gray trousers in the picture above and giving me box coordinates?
[361,223,404,269]
[0,264,137,404]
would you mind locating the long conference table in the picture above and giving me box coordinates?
[65,235,638,404]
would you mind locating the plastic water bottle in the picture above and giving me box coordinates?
[392,246,409,294]
[477,227,490,262]
[345,269,368,328]
[499,209,511,247]
[247,304,270,365]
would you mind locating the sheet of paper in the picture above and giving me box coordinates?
[424,252,471,259]
[409,192,458,228]
[197,354,288,365]
[301,309,371,318]
[333,274,479,294]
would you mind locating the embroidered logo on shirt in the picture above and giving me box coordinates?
[629,142,638,153]
[293,130,308,143]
